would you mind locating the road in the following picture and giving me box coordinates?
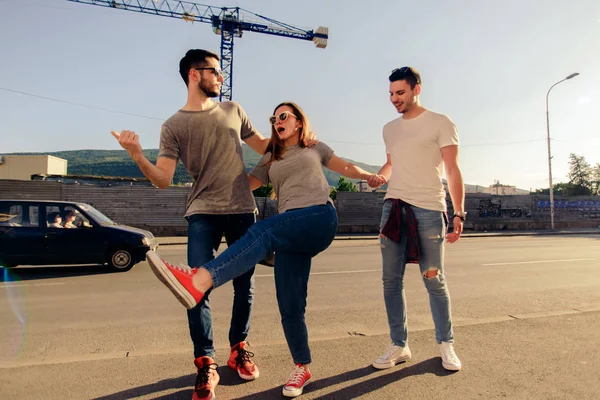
[1,234,599,399]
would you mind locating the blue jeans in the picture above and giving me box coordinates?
[380,199,454,346]
[203,203,338,364]
[186,213,256,358]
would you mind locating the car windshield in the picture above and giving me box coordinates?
[78,204,116,225]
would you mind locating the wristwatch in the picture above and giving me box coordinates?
[453,211,467,221]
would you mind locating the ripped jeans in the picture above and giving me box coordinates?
[379,199,454,346]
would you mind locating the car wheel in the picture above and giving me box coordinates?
[107,249,134,272]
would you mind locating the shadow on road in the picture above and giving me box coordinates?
[93,374,195,400]
[92,367,249,400]
[234,358,455,400]
[92,358,454,400]
[0,265,116,282]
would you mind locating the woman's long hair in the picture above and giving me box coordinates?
[266,102,313,163]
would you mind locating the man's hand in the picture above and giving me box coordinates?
[111,130,143,160]
[446,216,463,243]
[367,174,387,188]
[302,130,319,147]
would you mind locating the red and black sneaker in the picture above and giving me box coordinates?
[282,364,311,397]
[192,356,220,400]
[227,341,260,380]
[146,250,205,309]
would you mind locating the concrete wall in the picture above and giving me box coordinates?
[0,180,277,236]
[336,191,600,232]
[0,156,67,180]
[1,180,598,235]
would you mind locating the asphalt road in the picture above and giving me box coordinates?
[1,234,599,399]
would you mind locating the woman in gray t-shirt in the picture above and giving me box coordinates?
[147,102,385,398]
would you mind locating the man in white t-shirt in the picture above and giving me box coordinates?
[370,66,465,372]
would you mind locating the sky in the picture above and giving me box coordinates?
[0,0,599,191]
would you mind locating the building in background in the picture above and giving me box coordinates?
[445,180,530,196]
[465,185,487,194]
[356,180,371,192]
[484,180,530,196]
[0,155,67,180]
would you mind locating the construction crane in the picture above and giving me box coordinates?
[66,0,329,101]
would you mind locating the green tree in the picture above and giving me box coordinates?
[329,187,338,201]
[535,183,592,196]
[555,182,591,196]
[535,156,599,196]
[253,183,274,198]
[336,176,358,193]
[568,153,592,193]
[592,163,600,195]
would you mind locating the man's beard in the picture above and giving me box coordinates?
[199,81,220,98]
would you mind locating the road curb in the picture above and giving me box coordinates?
[156,229,600,246]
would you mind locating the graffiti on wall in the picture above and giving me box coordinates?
[536,200,600,218]
[477,199,532,219]
[536,200,600,210]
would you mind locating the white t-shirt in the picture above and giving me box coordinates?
[383,110,459,211]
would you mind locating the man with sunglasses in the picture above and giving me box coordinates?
[111,49,314,400]
[371,66,464,372]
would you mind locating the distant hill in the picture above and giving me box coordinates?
[6,148,523,192]
[8,146,381,187]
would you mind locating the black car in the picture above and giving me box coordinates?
[0,200,158,272]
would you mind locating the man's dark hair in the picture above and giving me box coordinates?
[179,49,220,86]
[47,212,61,223]
[389,66,421,89]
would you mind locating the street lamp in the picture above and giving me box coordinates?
[546,72,579,230]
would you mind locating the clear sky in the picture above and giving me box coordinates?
[0,0,598,191]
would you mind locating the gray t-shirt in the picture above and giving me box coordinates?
[158,101,258,216]
[250,142,334,213]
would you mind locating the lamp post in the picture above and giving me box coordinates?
[546,72,579,230]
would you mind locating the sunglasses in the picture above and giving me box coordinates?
[194,67,223,78]
[269,111,298,125]
[391,66,411,75]
[390,66,420,84]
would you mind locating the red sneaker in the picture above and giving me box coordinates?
[227,341,260,380]
[146,250,205,309]
[282,364,311,397]
[192,356,219,400]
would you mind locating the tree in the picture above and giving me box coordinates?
[253,183,274,198]
[330,177,358,201]
[336,176,358,193]
[553,183,570,196]
[593,163,600,195]
[329,187,338,201]
[535,155,599,196]
[555,182,592,196]
[568,153,592,192]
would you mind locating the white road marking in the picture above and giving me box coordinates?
[483,258,594,266]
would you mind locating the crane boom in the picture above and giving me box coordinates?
[66,0,328,100]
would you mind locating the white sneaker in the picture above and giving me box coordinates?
[440,342,461,371]
[372,344,411,370]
